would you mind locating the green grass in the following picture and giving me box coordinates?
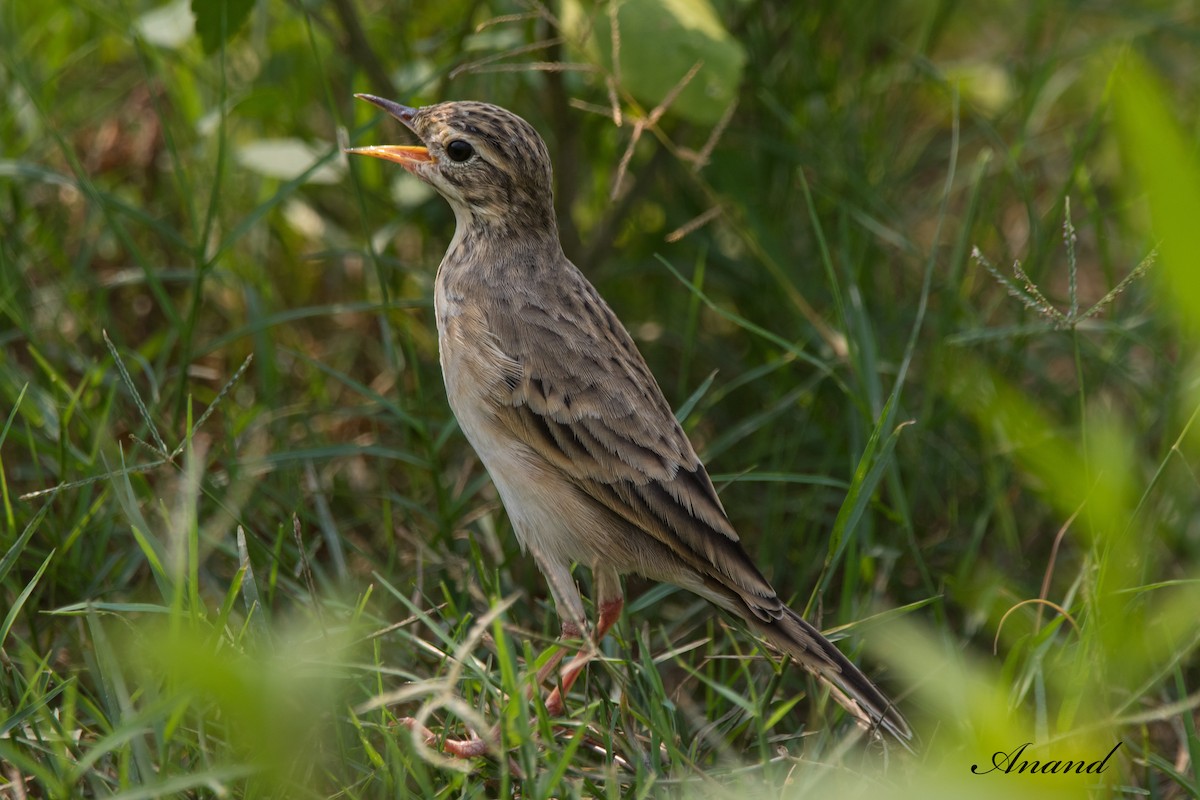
[3,1,1199,797]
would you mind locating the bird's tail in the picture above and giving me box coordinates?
[751,606,916,752]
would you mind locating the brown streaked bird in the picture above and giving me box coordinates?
[347,93,914,754]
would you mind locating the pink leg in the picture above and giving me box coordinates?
[404,567,624,759]
[396,621,583,758]
[400,717,494,758]
[535,619,583,688]
[399,616,602,758]
[543,595,623,717]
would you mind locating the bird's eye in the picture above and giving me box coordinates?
[445,140,474,163]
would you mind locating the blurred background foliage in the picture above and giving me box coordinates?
[2,0,1199,797]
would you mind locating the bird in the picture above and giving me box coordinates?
[346,93,914,755]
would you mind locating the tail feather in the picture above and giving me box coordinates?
[752,607,916,752]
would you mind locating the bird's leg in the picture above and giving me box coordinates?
[402,562,624,758]
[530,551,590,690]
[590,564,625,640]
[543,566,623,717]
[402,552,586,759]
[534,618,583,688]
[401,718,494,759]
[406,595,621,757]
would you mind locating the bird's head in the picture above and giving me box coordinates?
[347,95,557,240]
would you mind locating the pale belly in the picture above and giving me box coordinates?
[432,284,701,592]
[435,298,595,569]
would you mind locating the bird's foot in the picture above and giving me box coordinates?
[399,717,496,759]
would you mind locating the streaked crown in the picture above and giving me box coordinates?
[363,98,558,238]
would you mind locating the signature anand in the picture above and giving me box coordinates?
[972,742,1122,775]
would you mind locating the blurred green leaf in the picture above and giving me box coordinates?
[1,549,53,647]
[570,0,746,125]
[1112,54,1200,329]
[191,0,256,54]
[950,361,1131,534]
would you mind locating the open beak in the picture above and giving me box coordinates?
[345,94,434,168]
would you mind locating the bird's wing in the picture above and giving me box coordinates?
[478,266,918,748]
[482,269,783,619]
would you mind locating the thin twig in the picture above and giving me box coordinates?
[609,61,702,201]
[449,37,566,80]
[607,2,623,125]
[689,97,737,170]
[666,205,723,243]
